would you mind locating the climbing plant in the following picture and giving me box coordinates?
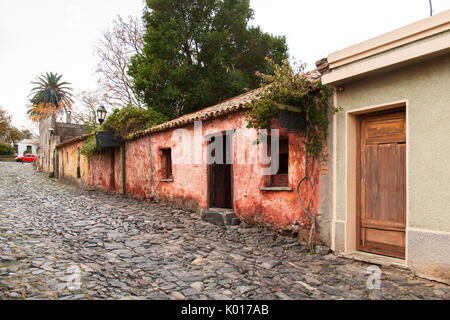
[80,122,104,157]
[246,58,330,251]
[80,105,166,157]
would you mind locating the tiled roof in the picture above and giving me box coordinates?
[315,58,329,75]
[56,134,88,148]
[130,69,322,140]
[130,87,265,140]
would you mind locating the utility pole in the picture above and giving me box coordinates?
[429,0,433,16]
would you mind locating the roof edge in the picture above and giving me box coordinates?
[128,87,265,141]
[56,134,88,148]
[328,10,450,69]
[128,70,323,141]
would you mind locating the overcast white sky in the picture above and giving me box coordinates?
[1,0,449,131]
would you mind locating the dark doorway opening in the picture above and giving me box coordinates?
[207,132,233,209]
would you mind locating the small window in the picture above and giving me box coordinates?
[161,148,172,180]
[264,136,289,187]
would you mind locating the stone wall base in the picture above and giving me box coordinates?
[333,221,450,285]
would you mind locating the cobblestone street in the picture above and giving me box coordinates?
[0,162,449,300]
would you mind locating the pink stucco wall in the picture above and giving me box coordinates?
[125,137,152,199]
[87,111,319,229]
[88,147,121,194]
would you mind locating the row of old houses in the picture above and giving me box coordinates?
[38,11,450,284]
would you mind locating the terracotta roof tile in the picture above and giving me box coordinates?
[128,69,322,140]
[315,58,329,75]
[56,69,323,145]
[56,134,88,148]
[130,87,265,140]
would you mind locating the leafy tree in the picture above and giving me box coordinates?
[0,107,22,144]
[27,72,74,122]
[129,0,288,119]
[0,142,15,155]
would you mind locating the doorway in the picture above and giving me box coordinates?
[207,132,233,209]
[357,109,406,259]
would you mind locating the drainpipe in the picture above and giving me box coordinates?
[121,143,126,196]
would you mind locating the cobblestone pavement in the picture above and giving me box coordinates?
[0,162,449,300]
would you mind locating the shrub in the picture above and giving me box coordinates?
[80,105,166,157]
[80,123,104,157]
[103,105,166,139]
[0,143,15,155]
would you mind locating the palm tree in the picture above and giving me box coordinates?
[21,129,33,139]
[27,72,74,122]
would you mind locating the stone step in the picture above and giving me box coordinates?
[201,208,240,226]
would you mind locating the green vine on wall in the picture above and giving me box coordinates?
[246,58,330,251]
[246,58,329,156]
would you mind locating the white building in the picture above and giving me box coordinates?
[14,138,39,156]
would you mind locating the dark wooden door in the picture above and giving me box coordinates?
[208,134,233,209]
[358,110,406,259]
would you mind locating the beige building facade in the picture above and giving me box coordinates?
[56,135,89,187]
[322,10,450,284]
[37,113,87,177]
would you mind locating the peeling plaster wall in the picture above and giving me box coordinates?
[317,97,334,247]
[38,115,87,176]
[148,120,207,211]
[88,147,121,194]
[87,111,320,230]
[125,138,151,199]
[57,140,88,187]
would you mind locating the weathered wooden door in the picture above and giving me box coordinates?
[208,133,233,209]
[358,110,406,259]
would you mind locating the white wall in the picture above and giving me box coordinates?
[16,139,39,156]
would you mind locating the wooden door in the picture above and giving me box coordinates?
[358,110,406,259]
[208,133,233,209]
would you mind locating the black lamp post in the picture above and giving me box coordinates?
[96,106,107,124]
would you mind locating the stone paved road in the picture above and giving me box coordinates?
[0,162,449,300]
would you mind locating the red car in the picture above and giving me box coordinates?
[15,154,37,163]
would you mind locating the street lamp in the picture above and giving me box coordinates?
[96,106,107,124]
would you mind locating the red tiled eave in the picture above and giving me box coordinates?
[56,134,88,148]
[128,87,265,140]
[128,69,323,141]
